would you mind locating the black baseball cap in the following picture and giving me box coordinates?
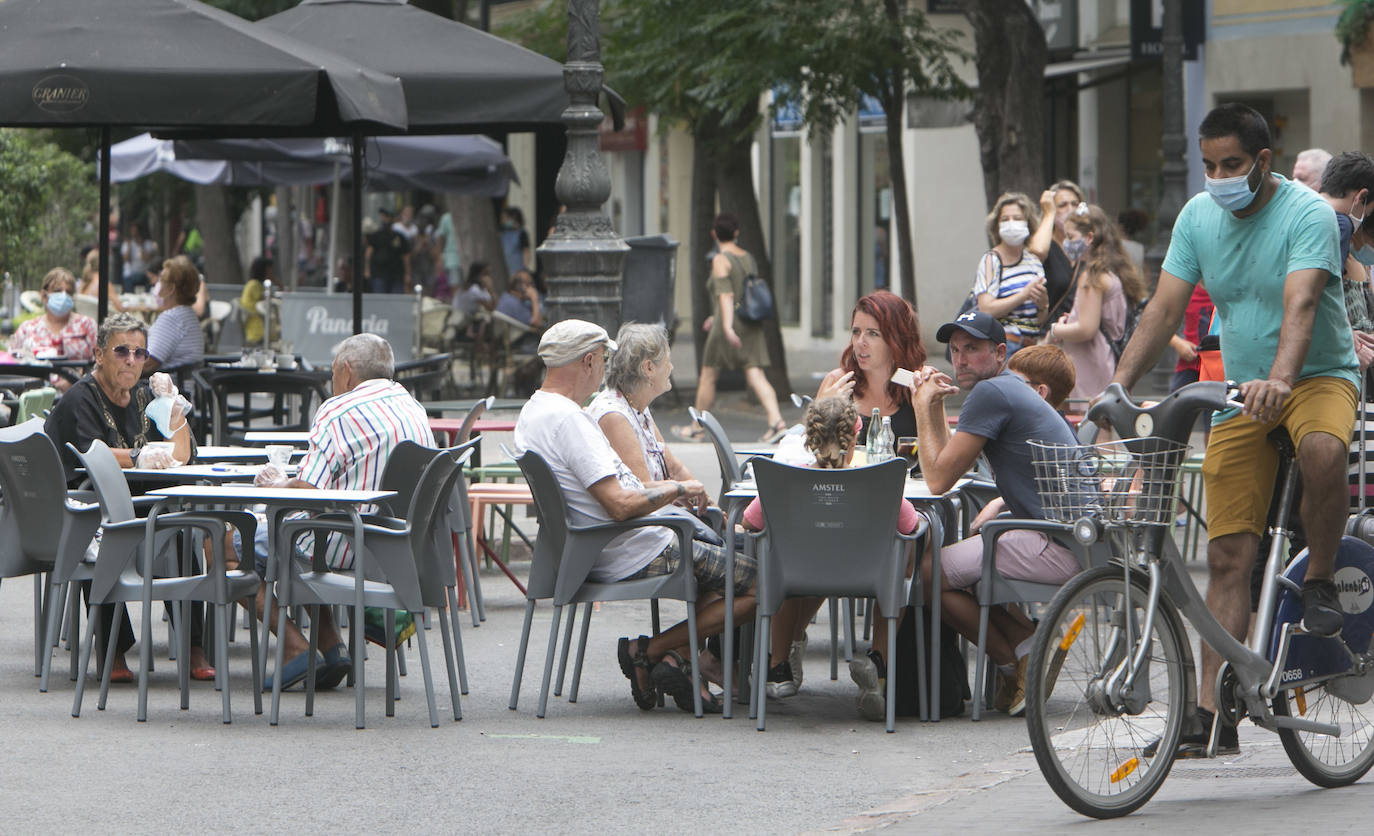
[936,310,1007,344]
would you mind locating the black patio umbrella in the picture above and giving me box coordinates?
[260,0,571,133]
[258,0,624,329]
[0,0,406,321]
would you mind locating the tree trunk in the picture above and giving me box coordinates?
[688,130,717,371]
[713,122,792,397]
[880,0,919,310]
[194,184,243,286]
[964,0,1049,207]
[448,193,504,290]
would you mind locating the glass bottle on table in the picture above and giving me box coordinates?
[874,415,894,462]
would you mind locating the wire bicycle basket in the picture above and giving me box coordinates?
[1030,437,1190,527]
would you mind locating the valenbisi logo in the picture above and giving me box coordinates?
[32,75,90,114]
[1334,566,1374,615]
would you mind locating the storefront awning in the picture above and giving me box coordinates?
[1044,51,1133,79]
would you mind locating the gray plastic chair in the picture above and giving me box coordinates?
[691,407,743,494]
[749,456,924,732]
[448,394,495,625]
[0,419,103,688]
[273,445,460,727]
[967,518,1106,721]
[69,439,261,723]
[507,449,703,718]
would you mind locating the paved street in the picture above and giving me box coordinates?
[0,411,1368,833]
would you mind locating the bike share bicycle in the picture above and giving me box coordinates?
[1022,379,1374,819]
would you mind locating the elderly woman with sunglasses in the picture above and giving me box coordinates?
[44,313,203,682]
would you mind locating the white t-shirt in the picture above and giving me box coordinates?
[514,389,671,581]
[587,389,668,481]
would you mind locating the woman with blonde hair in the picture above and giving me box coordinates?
[77,248,125,313]
[973,192,1047,355]
[1046,203,1146,400]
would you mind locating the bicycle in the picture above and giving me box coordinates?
[1022,380,1374,819]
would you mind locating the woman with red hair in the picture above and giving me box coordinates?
[760,292,926,713]
[817,290,926,441]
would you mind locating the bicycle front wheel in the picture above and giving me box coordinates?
[1026,564,1188,819]
[1274,678,1374,787]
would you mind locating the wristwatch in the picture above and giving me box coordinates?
[129,446,141,466]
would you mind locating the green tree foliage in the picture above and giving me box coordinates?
[0,129,98,287]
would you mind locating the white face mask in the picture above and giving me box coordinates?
[1351,195,1367,234]
[998,220,1030,245]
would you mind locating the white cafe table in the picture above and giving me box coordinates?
[197,445,306,462]
[242,431,311,445]
[146,484,395,728]
[718,474,969,722]
[120,462,298,483]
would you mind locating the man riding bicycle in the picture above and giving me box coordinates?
[1111,103,1356,757]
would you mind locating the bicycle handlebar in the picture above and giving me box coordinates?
[1087,380,1243,445]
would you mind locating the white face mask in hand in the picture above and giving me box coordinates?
[998,220,1030,245]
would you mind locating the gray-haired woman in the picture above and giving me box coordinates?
[588,323,704,507]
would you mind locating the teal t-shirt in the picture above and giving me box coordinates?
[1162,173,1356,390]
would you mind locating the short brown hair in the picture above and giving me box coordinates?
[1008,344,1075,410]
[161,255,200,306]
[41,267,77,294]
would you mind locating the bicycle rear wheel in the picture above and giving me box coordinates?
[1026,565,1187,819]
[1273,678,1374,787]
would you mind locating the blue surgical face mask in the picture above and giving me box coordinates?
[46,291,74,316]
[1204,157,1261,212]
[1355,244,1374,267]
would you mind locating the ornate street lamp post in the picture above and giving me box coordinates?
[536,0,629,330]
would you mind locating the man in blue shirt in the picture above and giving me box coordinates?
[1112,103,1356,756]
[912,310,1082,718]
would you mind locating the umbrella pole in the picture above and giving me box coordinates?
[98,127,112,323]
[326,162,341,295]
[352,130,363,334]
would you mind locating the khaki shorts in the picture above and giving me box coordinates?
[1202,376,1356,540]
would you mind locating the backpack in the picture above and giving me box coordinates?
[894,604,970,718]
[1105,296,1147,362]
[724,252,775,323]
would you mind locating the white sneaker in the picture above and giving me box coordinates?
[849,651,885,722]
[788,635,807,689]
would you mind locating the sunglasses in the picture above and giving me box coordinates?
[110,345,149,360]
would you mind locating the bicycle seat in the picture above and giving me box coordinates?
[1266,426,1296,459]
[1088,381,1237,445]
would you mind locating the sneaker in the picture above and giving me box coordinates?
[849,650,886,722]
[1006,655,1028,718]
[766,660,798,699]
[1142,707,1240,759]
[788,635,807,689]
[993,668,1016,713]
[1301,579,1344,638]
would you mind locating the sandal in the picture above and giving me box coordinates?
[651,650,723,714]
[617,635,657,711]
[758,421,789,444]
[671,424,706,442]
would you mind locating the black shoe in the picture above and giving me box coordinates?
[766,660,797,699]
[1301,579,1344,638]
[1142,707,1239,759]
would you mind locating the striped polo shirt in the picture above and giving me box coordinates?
[973,250,1046,339]
[146,304,204,369]
[296,377,434,569]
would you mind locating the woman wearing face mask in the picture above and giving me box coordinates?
[10,267,98,390]
[1046,204,1146,400]
[973,192,1048,356]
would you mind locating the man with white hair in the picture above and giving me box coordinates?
[246,333,433,692]
[515,319,756,714]
[1293,147,1332,191]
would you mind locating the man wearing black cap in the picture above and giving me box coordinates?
[909,310,1081,716]
[363,206,411,293]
